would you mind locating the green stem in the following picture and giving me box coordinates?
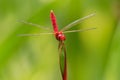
[63,42,67,80]
[58,41,67,80]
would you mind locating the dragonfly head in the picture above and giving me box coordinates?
[55,31,66,41]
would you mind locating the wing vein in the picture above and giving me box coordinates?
[60,13,96,31]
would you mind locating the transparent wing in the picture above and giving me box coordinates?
[60,13,96,31]
[18,20,52,31]
[63,27,96,33]
[18,33,54,36]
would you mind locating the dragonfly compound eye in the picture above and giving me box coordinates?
[55,32,66,41]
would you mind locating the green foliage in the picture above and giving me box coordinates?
[0,0,120,80]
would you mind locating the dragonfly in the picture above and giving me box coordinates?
[20,10,96,80]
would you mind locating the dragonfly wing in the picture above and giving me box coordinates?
[18,33,54,36]
[18,20,52,31]
[63,27,96,33]
[60,13,96,31]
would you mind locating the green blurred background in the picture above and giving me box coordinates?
[0,0,120,80]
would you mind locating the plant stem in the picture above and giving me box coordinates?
[58,41,67,80]
[63,47,67,80]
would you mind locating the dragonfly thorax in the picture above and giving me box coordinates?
[55,32,66,41]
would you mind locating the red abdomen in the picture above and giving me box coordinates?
[50,10,58,33]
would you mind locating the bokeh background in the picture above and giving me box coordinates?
[0,0,120,80]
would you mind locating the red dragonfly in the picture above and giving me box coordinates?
[20,10,95,80]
